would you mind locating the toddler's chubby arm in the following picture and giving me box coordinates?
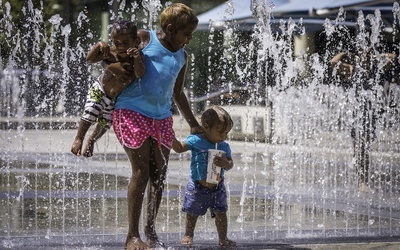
[172,137,189,153]
[214,153,234,171]
[127,47,146,78]
[104,62,135,84]
[86,41,111,63]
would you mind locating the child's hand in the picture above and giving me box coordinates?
[213,153,234,171]
[172,137,188,153]
[213,153,229,169]
[127,47,140,58]
[190,125,204,135]
[98,41,110,58]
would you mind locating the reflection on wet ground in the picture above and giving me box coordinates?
[1,149,399,247]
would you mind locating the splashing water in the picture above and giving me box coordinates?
[0,0,400,248]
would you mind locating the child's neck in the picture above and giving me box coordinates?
[157,30,175,52]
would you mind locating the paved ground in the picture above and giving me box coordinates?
[1,235,400,249]
[1,116,400,249]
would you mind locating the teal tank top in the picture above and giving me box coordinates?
[114,30,186,119]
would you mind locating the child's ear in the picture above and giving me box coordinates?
[166,24,175,35]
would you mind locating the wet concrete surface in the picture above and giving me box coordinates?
[1,117,400,249]
[2,234,400,249]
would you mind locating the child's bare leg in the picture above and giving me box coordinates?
[71,139,83,156]
[181,213,198,245]
[83,123,107,157]
[145,140,169,247]
[71,119,92,156]
[124,140,151,250]
[214,211,236,247]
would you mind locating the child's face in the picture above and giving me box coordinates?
[170,23,197,50]
[203,122,231,144]
[112,33,138,58]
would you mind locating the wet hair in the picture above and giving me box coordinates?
[160,3,198,32]
[110,20,137,40]
[201,106,233,133]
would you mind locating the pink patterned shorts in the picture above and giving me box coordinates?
[112,109,174,149]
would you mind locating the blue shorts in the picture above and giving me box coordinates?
[182,179,228,218]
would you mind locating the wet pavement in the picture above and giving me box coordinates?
[1,234,400,249]
[1,116,400,249]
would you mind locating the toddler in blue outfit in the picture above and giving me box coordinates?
[173,106,236,247]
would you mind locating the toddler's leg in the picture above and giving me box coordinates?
[82,123,107,157]
[181,213,198,245]
[214,211,236,247]
[71,119,92,156]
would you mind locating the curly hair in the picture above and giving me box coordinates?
[160,3,198,32]
[201,106,233,133]
[110,20,137,40]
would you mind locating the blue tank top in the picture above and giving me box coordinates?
[114,30,186,119]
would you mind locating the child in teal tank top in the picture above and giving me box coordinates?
[115,30,186,119]
[112,3,203,250]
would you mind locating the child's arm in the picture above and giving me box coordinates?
[86,41,110,63]
[172,137,189,153]
[105,62,134,83]
[127,48,146,78]
[173,52,203,135]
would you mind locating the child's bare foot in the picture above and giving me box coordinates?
[145,226,166,249]
[180,235,193,245]
[71,138,83,156]
[125,237,149,250]
[147,238,166,249]
[219,238,236,247]
[82,139,95,157]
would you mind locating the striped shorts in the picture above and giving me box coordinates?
[82,79,114,129]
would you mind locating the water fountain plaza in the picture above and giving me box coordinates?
[1,0,400,249]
